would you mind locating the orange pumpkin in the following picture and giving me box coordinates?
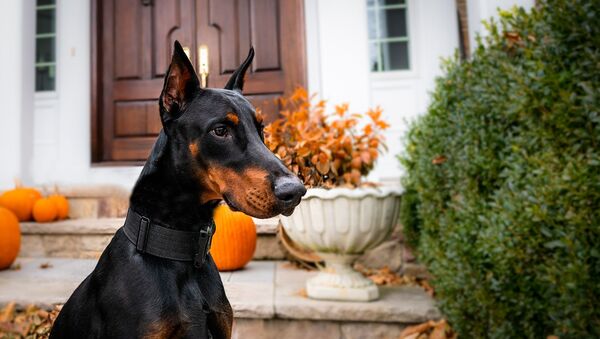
[211,204,256,271]
[33,198,59,223]
[49,194,69,220]
[0,187,42,221]
[0,207,20,270]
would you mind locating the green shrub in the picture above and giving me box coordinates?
[399,186,421,250]
[399,1,600,337]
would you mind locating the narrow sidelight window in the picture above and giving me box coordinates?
[35,0,57,91]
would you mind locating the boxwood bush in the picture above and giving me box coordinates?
[400,1,599,337]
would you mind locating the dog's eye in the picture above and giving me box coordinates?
[212,126,229,138]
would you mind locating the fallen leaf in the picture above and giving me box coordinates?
[400,321,435,338]
[429,319,449,339]
[40,262,53,269]
[420,280,435,297]
[432,155,447,165]
[0,302,16,322]
[296,288,308,298]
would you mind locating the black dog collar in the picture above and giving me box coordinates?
[122,209,215,267]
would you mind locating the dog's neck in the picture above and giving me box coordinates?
[129,131,218,232]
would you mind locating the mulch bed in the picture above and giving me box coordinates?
[0,303,61,339]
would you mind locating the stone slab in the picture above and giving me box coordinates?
[0,258,96,309]
[0,258,231,310]
[232,319,407,339]
[0,259,440,325]
[19,219,285,260]
[253,217,279,234]
[21,218,123,235]
[225,261,275,319]
[51,185,130,199]
[68,199,100,219]
[253,235,285,260]
[274,262,441,323]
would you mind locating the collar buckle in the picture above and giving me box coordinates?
[194,220,215,268]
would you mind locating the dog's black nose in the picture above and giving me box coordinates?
[274,177,307,203]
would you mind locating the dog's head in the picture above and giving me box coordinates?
[158,41,305,218]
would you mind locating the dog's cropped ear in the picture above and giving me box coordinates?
[160,41,200,122]
[224,47,254,93]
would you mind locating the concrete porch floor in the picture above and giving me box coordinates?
[0,258,440,338]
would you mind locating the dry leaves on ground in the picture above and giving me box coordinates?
[38,263,52,270]
[354,264,435,297]
[399,319,457,339]
[0,303,61,339]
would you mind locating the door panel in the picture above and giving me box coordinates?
[92,0,306,163]
[114,101,161,137]
[95,0,196,162]
[250,0,280,72]
[114,1,142,79]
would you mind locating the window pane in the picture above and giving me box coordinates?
[367,9,377,39]
[382,0,405,5]
[367,0,406,7]
[36,8,55,34]
[36,65,56,91]
[379,8,407,38]
[369,42,380,72]
[37,0,55,6]
[36,37,55,63]
[369,0,405,6]
[381,41,409,70]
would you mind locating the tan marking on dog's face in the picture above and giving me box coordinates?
[205,166,277,218]
[193,166,222,204]
[188,142,199,158]
[225,112,239,125]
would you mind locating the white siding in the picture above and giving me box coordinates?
[0,0,35,190]
[306,0,460,183]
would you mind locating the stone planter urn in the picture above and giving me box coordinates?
[280,186,402,301]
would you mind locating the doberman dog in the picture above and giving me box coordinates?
[50,41,306,339]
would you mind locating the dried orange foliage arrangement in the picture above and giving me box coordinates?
[264,87,390,188]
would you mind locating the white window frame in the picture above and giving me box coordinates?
[367,0,418,80]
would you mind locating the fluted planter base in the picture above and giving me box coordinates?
[307,253,378,302]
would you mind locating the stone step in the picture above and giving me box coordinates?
[19,217,285,260]
[0,258,440,339]
[18,185,132,219]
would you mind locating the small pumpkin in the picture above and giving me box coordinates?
[33,198,59,223]
[0,206,20,270]
[49,194,69,220]
[0,186,42,221]
[211,204,256,271]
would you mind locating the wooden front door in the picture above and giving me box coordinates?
[92,0,306,163]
